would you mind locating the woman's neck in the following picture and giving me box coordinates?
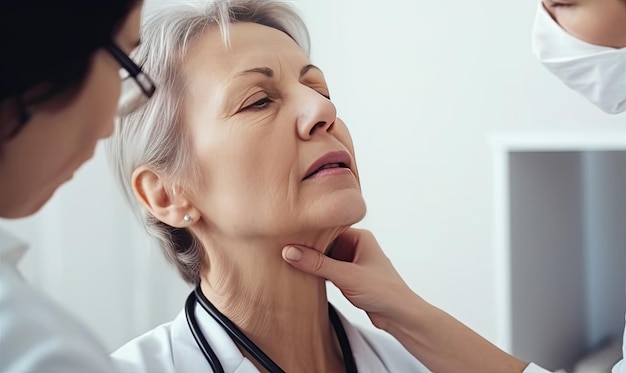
[198,234,346,373]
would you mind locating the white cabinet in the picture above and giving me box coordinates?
[491,131,626,371]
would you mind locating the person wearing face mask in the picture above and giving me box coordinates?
[534,0,626,114]
[279,0,626,372]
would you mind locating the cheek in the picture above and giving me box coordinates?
[195,140,297,236]
[331,121,362,186]
[197,130,294,208]
[559,7,626,48]
[333,120,358,158]
[81,51,120,138]
[332,120,355,151]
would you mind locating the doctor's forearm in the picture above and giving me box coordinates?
[376,295,529,373]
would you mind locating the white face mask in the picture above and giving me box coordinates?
[531,3,626,114]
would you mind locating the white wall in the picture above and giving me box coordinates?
[294,0,625,345]
[1,0,625,356]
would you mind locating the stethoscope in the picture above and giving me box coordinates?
[185,285,358,373]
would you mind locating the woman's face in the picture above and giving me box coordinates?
[542,0,626,47]
[182,22,366,240]
[0,4,142,218]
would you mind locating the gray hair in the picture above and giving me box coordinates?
[106,0,310,284]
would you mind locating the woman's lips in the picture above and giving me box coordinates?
[303,150,352,180]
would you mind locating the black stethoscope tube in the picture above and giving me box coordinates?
[193,286,285,372]
[185,285,358,373]
[185,292,225,373]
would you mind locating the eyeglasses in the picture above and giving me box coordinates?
[8,43,155,139]
[106,42,156,116]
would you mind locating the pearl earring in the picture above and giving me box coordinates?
[183,214,192,223]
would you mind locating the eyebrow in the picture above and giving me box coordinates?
[300,64,322,77]
[236,64,324,79]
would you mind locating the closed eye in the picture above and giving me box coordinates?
[241,96,273,112]
[547,1,573,8]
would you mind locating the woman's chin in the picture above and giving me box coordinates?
[324,193,367,226]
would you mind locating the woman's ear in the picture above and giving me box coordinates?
[132,166,198,228]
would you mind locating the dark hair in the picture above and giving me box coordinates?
[0,0,137,105]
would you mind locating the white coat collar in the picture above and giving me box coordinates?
[169,301,389,373]
[0,228,27,268]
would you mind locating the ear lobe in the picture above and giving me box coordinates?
[132,166,194,228]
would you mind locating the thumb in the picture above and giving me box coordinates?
[282,245,349,283]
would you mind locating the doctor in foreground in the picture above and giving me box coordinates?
[107,1,428,372]
[0,0,152,371]
[282,0,626,372]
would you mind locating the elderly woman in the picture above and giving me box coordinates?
[107,1,429,372]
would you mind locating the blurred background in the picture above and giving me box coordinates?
[2,1,625,371]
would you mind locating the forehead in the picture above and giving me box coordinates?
[183,22,309,88]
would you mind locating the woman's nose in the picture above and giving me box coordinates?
[296,88,337,140]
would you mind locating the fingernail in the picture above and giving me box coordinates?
[284,246,303,261]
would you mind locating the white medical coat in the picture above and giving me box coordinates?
[0,229,117,372]
[112,301,431,373]
[112,297,626,373]
[112,301,626,373]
